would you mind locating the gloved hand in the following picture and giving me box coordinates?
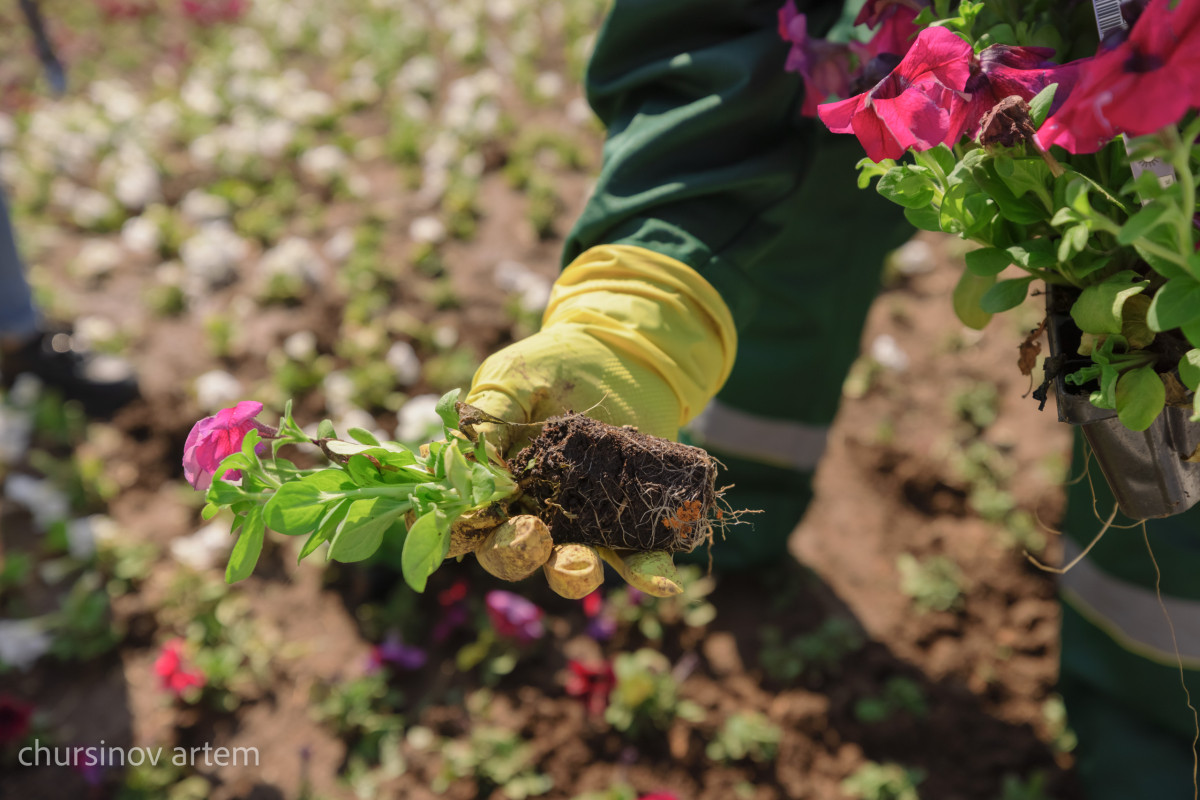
[445,244,737,598]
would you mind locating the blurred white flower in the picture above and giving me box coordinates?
[0,405,33,463]
[73,240,125,282]
[395,394,443,443]
[257,118,296,159]
[534,71,564,100]
[286,90,334,124]
[229,30,274,72]
[283,330,318,361]
[386,341,421,387]
[0,114,16,148]
[258,237,324,289]
[432,325,458,350]
[299,145,347,184]
[870,334,910,372]
[322,371,356,416]
[70,189,118,230]
[113,160,161,210]
[74,316,121,351]
[65,516,103,559]
[323,228,355,264]
[4,474,69,530]
[182,74,223,117]
[891,238,936,276]
[171,518,233,572]
[336,408,387,443]
[121,214,161,255]
[0,619,52,672]
[409,215,446,245]
[566,96,595,127]
[393,55,440,96]
[89,79,143,125]
[495,259,552,313]
[180,190,231,223]
[181,222,248,290]
[194,370,243,411]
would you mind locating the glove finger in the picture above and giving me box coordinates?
[443,503,508,559]
[474,515,554,581]
[543,543,604,599]
[596,547,683,597]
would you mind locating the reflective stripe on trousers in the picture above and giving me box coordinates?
[685,398,829,472]
[1059,536,1200,668]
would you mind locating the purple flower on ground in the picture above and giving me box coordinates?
[182,401,276,490]
[366,633,427,673]
[581,589,617,641]
[485,590,544,643]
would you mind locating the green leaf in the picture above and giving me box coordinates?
[1117,201,1172,245]
[347,427,381,446]
[1070,271,1149,335]
[262,469,356,535]
[980,276,1033,313]
[1027,83,1057,127]
[317,419,336,440]
[1006,240,1057,269]
[201,502,219,521]
[435,389,462,430]
[444,442,472,500]
[953,271,996,330]
[298,501,349,561]
[401,509,451,592]
[1147,278,1200,331]
[241,428,262,461]
[1178,350,1200,391]
[226,508,265,584]
[329,498,407,562]
[470,463,497,506]
[1115,365,1165,431]
[876,165,936,209]
[904,204,941,232]
[346,453,386,486]
[1057,224,1089,261]
[964,247,1012,277]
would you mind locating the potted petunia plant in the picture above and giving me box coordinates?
[781,0,1200,518]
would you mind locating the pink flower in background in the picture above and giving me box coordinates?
[779,2,855,116]
[581,589,616,641]
[1037,0,1200,153]
[485,590,544,643]
[154,639,206,697]
[638,793,681,800]
[181,0,247,25]
[433,578,470,642]
[0,695,33,745]
[182,401,275,490]
[564,659,614,715]
[365,633,427,673]
[818,26,974,161]
[853,0,925,60]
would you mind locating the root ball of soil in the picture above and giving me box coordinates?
[513,414,721,553]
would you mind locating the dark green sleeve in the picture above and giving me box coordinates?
[564,0,890,327]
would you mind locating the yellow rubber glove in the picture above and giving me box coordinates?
[452,244,737,598]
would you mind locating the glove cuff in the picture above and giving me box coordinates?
[543,244,737,427]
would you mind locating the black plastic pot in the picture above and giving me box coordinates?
[1046,286,1200,519]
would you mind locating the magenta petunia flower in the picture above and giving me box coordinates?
[0,695,33,745]
[154,639,206,697]
[963,45,1086,138]
[365,633,427,673]
[484,590,544,643]
[182,401,275,490]
[818,26,975,161]
[638,794,682,800]
[1036,0,1200,153]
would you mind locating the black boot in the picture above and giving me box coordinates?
[1,328,139,417]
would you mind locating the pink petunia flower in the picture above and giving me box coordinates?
[1037,0,1200,153]
[638,794,682,800]
[564,659,615,715]
[581,589,616,641]
[853,0,926,61]
[182,401,275,490]
[963,45,1085,138]
[0,695,33,745]
[484,590,544,643]
[154,639,206,697]
[818,26,975,161]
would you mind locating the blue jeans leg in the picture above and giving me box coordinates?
[0,187,39,338]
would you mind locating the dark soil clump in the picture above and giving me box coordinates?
[512,414,721,552]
